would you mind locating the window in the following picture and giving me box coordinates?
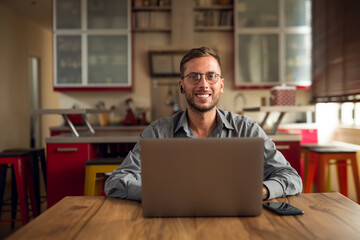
[340,102,360,126]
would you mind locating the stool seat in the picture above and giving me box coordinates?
[309,147,356,153]
[301,144,335,149]
[0,152,30,157]
[85,158,125,165]
[4,148,44,153]
[84,158,124,196]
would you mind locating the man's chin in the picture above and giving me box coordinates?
[189,103,216,113]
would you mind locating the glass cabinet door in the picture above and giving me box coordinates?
[284,0,311,27]
[285,34,311,86]
[88,35,129,85]
[236,0,278,27]
[236,34,279,84]
[54,0,131,90]
[87,0,128,29]
[56,0,81,29]
[234,0,312,88]
[56,35,82,84]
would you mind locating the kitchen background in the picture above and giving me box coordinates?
[0,0,360,216]
[0,0,316,151]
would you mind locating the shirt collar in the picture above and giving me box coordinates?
[215,108,234,131]
[174,108,234,135]
[174,110,190,135]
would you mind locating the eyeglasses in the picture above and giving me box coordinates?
[183,72,222,85]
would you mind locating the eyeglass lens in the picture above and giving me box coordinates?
[187,72,219,83]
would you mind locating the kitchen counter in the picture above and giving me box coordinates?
[46,130,301,144]
[45,129,301,207]
[50,125,147,131]
[46,131,142,144]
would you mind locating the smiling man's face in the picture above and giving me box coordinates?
[181,56,224,113]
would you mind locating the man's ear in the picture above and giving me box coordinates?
[179,80,184,94]
[220,77,224,93]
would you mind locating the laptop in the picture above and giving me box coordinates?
[140,137,264,217]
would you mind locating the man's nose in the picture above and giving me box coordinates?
[198,74,209,87]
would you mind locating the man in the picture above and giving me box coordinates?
[105,47,302,201]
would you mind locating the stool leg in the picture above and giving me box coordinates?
[304,152,316,193]
[302,149,309,190]
[0,165,8,219]
[95,175,102,196]
[30,153,41,215]
[25,156,38,219]
[336,159,348,197]
[318,154,330,193]
[13,158,29,226]
[85,167,97,196]
[11,166,18,228]
[39,152,47,192]
[350,155,360,204]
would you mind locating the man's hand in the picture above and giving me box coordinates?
[262,186,269,200]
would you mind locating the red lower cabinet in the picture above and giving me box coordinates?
[274,141,301,177]
[47,143,95,208]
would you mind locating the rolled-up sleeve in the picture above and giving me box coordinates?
[241,117,303,199]
[104,142,142,201]
[262,137,303,199]
[104,121,163,201]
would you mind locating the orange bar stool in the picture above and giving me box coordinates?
[300,144,336,190]
[84,158,124,196]
[304,147,360,203]
[0,151,37,226]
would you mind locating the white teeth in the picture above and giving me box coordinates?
[197,94,210,98]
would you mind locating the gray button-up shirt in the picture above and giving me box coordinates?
[105,108,303,201]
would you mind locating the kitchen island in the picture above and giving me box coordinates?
[46,129,143,208]
[45,128,301,208]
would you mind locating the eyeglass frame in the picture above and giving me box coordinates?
[182,72,223,85]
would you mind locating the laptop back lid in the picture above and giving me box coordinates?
[141,137,264,217]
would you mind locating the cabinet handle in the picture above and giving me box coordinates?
[276,145,290,150]
[56,147,78,152]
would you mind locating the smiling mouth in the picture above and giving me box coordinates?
[196,93,211,98]
[196,94,210,98]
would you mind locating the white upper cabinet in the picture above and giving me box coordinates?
[234,0,311,88]
[53,0,132,91]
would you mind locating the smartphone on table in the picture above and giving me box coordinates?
[263,202,304,216]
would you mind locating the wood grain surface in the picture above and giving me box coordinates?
[7,193,360,240]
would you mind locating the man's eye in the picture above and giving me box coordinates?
[189,74,198,79]
[207,73,216,79]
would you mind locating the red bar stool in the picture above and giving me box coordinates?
[4,148,46,216]
[0,151,37,226]
[304,147,360,203]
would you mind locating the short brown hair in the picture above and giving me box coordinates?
[180,47,222,78]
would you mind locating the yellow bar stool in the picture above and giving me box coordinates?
[84,158,124,196]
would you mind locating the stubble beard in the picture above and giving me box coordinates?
[184,90,220,113]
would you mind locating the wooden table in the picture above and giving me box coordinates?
[7,193,360,240]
